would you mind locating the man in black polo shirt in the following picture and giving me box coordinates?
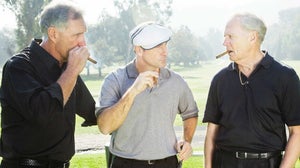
[0,1,96,167]
[203,13,300,168]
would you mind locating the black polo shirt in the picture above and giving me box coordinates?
[0,40,96,161]
[203,52,300,152]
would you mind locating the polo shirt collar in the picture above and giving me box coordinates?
[126,60,139,78]
[227,50,274,71]
[126,59,171,80]
[29,39,66,80]
[30,39,61,66]
[259,51,274,69]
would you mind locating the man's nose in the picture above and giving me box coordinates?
[78,36,86,46]
[223,38,230,47]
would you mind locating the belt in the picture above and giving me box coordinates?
[115,155,176,165]
[217,147,283,159]
[235,151,282,159]
[2,158,70,168]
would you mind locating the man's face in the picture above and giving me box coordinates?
[223,18,251,62]
[140,42,169,69]
[55,18,87,62]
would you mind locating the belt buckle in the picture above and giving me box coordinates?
[63,162,70,168]
[235,152,239,158]
[260,153,268,158]
[56,162,69,168]
[148,160,154,165]
[236,152,245,158]
[236,152,247,159]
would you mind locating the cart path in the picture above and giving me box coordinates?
[75,125,206,154]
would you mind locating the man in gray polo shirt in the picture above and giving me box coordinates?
[96,22,199,168]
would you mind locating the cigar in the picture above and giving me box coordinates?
[216,51,228,59]
[88,57,97,64]
[153,77,158,86]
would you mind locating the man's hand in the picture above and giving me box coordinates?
[131,71,159,94]
[67,46,90,75]
[176,140,193,161]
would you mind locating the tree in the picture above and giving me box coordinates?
[264,7,300,60]
[86,12,129,77]
[169,26,201,66]
[2,0,50,50]
[0,28,16,66]
[86,0,174,75]
[113,0,173,25]
[279,7,300,60]
[203,28,224,60]
[113,0,173,63]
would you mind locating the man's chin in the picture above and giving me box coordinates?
[160,63,167,68]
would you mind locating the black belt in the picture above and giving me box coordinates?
[2,158,70,168]
[218,148,282,159]
[115,155,176,165]
[235,151,282,159]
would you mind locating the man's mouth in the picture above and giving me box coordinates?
[228,50,234,55]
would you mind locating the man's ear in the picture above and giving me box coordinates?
[47,27,57,43]
[134,46,144,56]
[249,31,258,43]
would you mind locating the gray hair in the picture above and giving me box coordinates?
[39,0,83,36]
[233,13,267,43]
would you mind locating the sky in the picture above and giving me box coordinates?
[1,0,300,36]
[171,0,300,36]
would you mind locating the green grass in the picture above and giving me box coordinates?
[1,153,300,168]
[69,153,203,168]
[70,153,107,168]
[70,153,300,168]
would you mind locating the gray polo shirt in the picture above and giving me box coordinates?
[98,60,198,160]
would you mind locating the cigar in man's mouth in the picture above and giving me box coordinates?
[88,57,97,64]
[216,51,229,59]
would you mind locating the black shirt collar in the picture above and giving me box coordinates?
[228,51,274,71]
[30,39,67,70]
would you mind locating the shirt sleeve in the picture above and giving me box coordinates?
[178,78,199,120]
[202,76,221,124]
[96,73,122,117]
[281,69,300,126]
[1,56,64,124]
[75,76,96,126]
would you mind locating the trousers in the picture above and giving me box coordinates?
[0,158,70,168]
[111,155,178,168]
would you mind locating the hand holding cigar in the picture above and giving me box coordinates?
[216,51,228,59]
[75,44,97,64]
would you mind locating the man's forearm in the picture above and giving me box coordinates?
[280,126,300,168]
[57,69,78,105]
[97,86,139,135]
[183,117,198,143]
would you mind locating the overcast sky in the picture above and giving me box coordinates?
[1,0,300,36]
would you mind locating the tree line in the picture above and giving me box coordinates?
[1,0,300,76]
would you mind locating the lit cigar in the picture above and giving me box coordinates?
[216,51,228,59]
[88,57,97,64]
[153,77,158,86]
[152,70,159,87]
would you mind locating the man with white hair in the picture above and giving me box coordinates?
[97,22,199,168]
[203,13,300,168]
